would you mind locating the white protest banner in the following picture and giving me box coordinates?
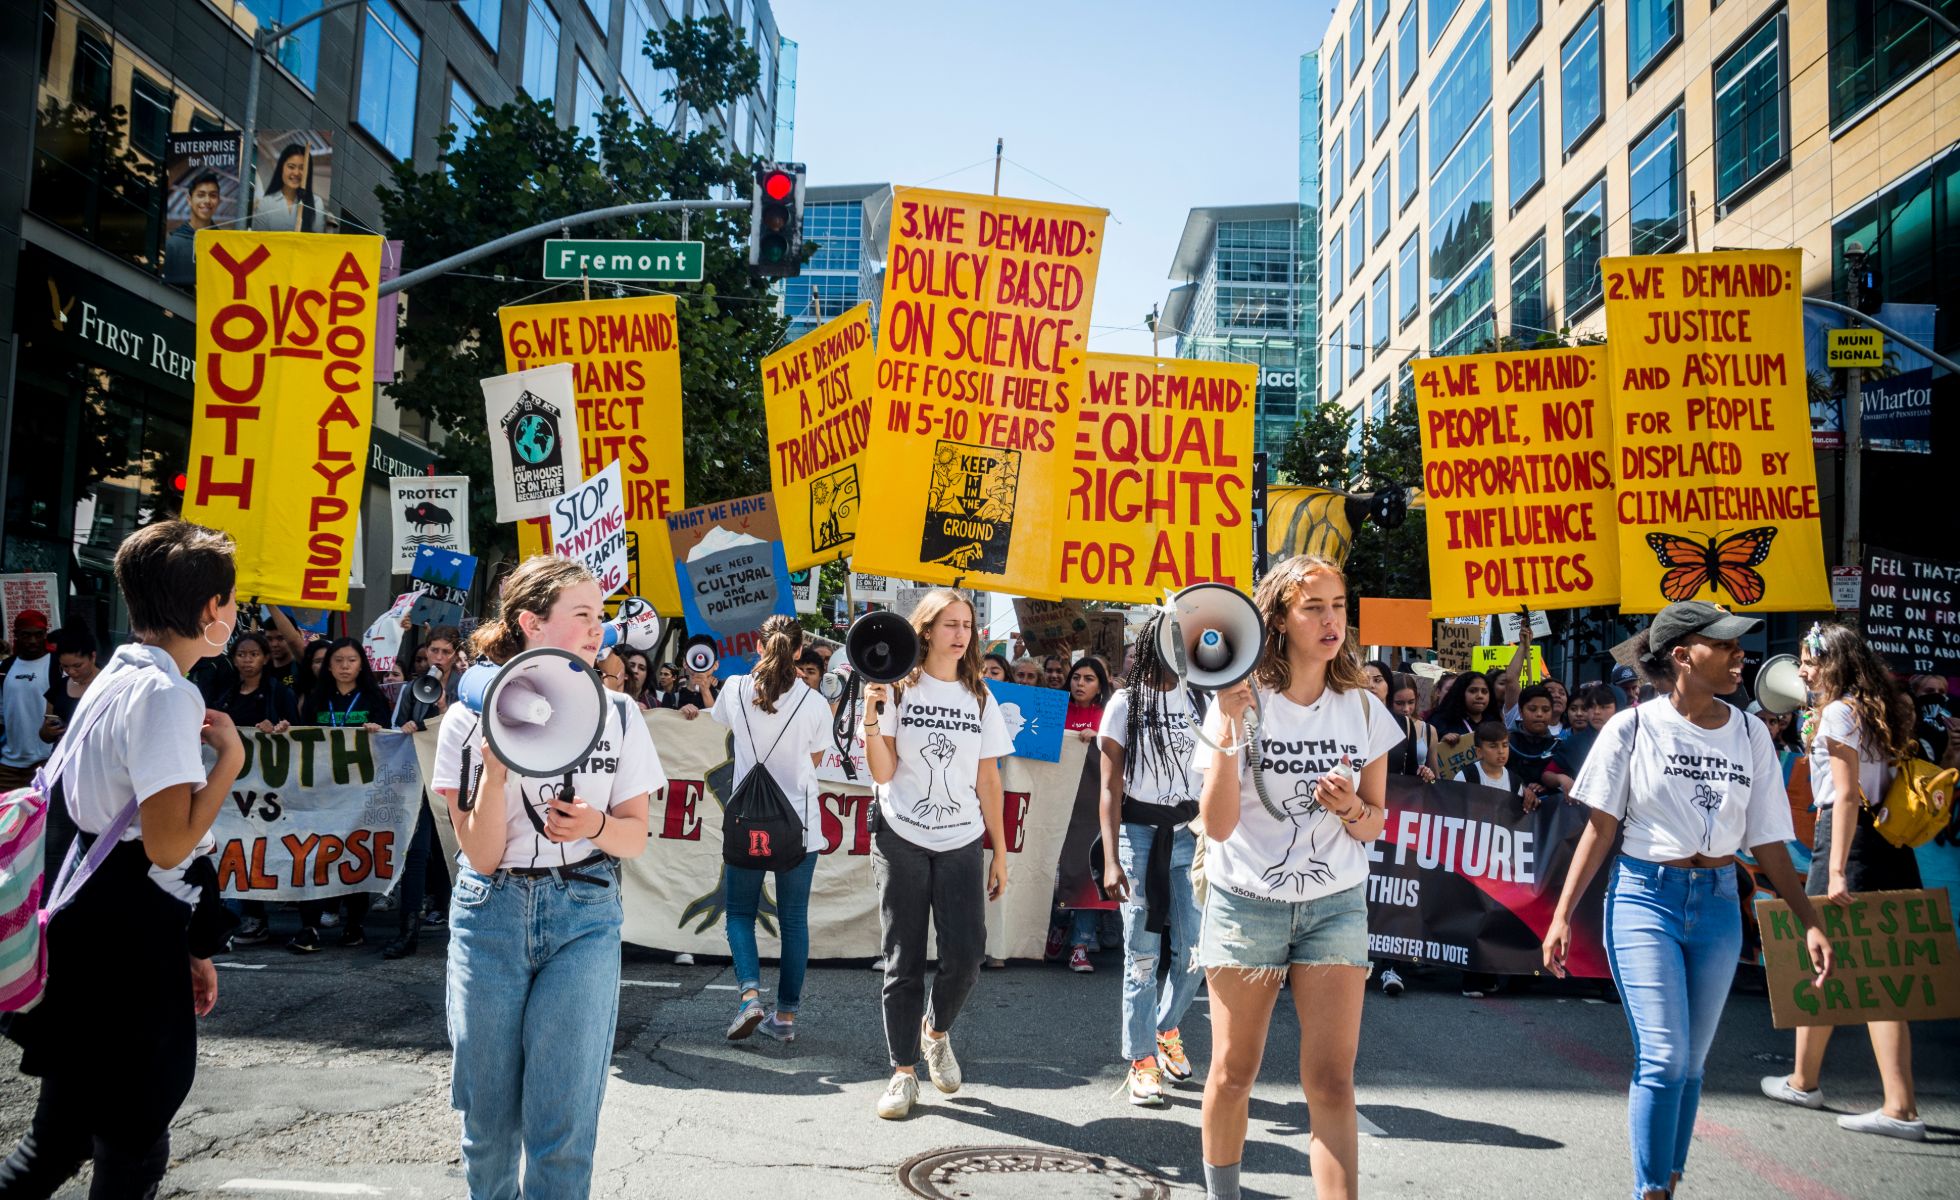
[211,728,423,901]
[789,567,820,615]
[0,574,60,633]
[482,361,582,523]
[362,592,416,676]
[1495,609,1553,643]
[848,568,899,605]
[549,459,629,598]
[388,475,470,572]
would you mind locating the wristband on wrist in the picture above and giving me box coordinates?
[596,812,607,838]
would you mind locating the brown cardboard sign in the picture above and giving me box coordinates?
[1434,623,1480,671]
[1015,597,1089,656]
[1756,888,1960,1028]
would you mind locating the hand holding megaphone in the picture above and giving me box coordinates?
[863,682,891,722]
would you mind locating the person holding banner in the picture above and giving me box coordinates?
[210,631,297,948]
[431,556,662,1199]
[1544,601,1833,1200]
[385,626,463,960]
[860,590,1011,1120]
[287,640,389,954]
[1761,624,1926,1140]
[1193,555,1404,1200]
[1429,671,1494,781]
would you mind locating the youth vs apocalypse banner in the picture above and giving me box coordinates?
[183,231,382,608]
[762,302,874,569]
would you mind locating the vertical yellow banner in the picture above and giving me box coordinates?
[499,296,686,614]
[1056,353,1256,602]
[761,302,873,570]
[1602,250,1829,613]
[184,230,382,609]
[1414,345,1618,616]
[852,188,1107,597]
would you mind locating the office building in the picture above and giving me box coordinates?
[780,181,886,342]
[1297,49,1322,451]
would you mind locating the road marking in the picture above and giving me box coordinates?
[221,1180,384,1195]
[621,980,679,988]
[704,983,738,991]
[216,962,266,970]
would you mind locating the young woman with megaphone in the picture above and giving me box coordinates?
[429,556,664,1199]
[1190,554,1405,1200]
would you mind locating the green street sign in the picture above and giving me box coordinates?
[542,239,704,282]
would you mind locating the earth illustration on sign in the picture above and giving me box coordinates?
[513,412,557,465]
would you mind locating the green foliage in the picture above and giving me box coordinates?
[1274,399,1353,488]
[1346,390,1426,600]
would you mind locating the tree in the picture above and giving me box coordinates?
[1274,398,1353,487]
[376,14,787,564]
[1346,392,1426,600]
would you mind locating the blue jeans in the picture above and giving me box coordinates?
[1117,823,1203,1061]
[1605,856,1743,1199]
[446,864,623,1200]
[723,852,818,1013]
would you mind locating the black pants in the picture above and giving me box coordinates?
[0,1071,177,1199]
[398,800,451,931]
[299,892,370,931]
[872,816,986,1068]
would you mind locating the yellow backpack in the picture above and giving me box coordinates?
[1868,754,1958,849]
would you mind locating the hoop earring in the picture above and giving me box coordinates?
[202,619,234,650]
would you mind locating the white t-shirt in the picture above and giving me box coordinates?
[1571,698,1794,861]
[713,674,833,853]
[58,644,212,903]
[1458,762,1517,792]
[2,653,52,768]
[433,691,666,871]
[1193,685,1404,903]
[867,673,1011,851]
[1807,699,1889,810]
[1099,685,1199,807]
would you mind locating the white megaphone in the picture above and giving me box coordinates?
[1157,582,1265,692]
[410,669,444,706]
[455,647,608,779]
[817,671,846,703]
[600,597,666,658]
[1754,654,1808,716]
[681,634,719,677]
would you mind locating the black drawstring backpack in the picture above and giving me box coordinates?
[722,678,811,873]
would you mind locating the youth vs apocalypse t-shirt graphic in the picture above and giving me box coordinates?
[1253,744,1365,893]
[502,388,567,506]
[809,463,859,556]
[921,441,1020,574]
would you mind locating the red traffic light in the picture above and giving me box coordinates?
[762,170,795,202]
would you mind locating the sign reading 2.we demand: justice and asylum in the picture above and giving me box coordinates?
[1602,249,1829,613]
[762,302,874,570]
[853,188,1107,597]
[1415,345,1616,617]
[1056,353,1256,603]
[183,231,381,609]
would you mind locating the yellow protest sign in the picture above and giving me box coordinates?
[1055,353,1255,602]
[1471,643,1549,680]
[1602,250,1829,613]
[183,231,381,609]
[852,188,1107,597]
[1415,345,1617,617]
[499,295,685,614]
[761,302,873,570]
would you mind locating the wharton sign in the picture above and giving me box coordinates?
[542,239,705,283]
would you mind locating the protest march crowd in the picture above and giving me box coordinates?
[0,193,1954,1200]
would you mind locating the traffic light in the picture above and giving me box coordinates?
[748,161,806,278]
[1855,261,1884,316]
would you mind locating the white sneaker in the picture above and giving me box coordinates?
[876,1072,919,1119]
[920,1020,962,1094]
[1381,968,1405,997]
[1759,1075,1823,1109]
[870,956,887,971]
[1837,1109,1926,1140]
[674,952,695,965]
[318,910,341,929]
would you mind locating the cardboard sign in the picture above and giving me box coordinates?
[481,362,582,523]
[762,303,874,569]
[549,459,630,598]
[986,679,1068,762]
[1014,597,1089,656]
[665,493,796,678]
[1601,250,1829,613]
[1757,889,1960,1028]
[893,585,981,623]
[1359,597,1434,649]
[1471,643,1548,680]
[0,574,60,634]
[1862,548,1960,676]
[1434,622,1479,671]
[1495,608,1553,643]
[182,231,381,608]
[388,475,469,573]
[1083,609,1126,667]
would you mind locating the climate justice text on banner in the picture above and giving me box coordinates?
[183,231,381,609]
[1601,250,1829,613]
[501,295,685,613]
[1861,547,1960,676]
[210,728,423,901]
[388,475,469,573]
[852,188,1108,597]
[1757,889,1960,1028]
[666,492,796,678]
[1056,353,1255,601]
[762,302,874,569]
[550,459,630,597]
[1415,345,1616,616]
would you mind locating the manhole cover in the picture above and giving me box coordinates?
[898,1145,1169,1200]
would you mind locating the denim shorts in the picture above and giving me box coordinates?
[1197,881,1370,974]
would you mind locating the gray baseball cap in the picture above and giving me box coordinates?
[1647,600,1762,654]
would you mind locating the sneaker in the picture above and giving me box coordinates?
[1381,968,1405,997]
[920,1020,962,1094]
[1759,1075,1823,1109]
[231,918,270,947]
[337,925,366,949]
[318,910,341,929]
[876,1072,920,1119]
[984,956,1007,969]
[1068,946,1094,973]
[421,908,447,927]
[1837,1109,1926,1141]
[1127,1060,1166,1107]
[287,927,322,954]
[1156,1029,1193,1083]
[758,1013,798,1043]
[1460,988,1487,999]
[726,997,766,1041]
[870,956,887,971]
[674,952,696,965]
[1045,924,1067,961]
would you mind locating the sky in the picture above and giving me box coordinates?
[771,0,1330,358]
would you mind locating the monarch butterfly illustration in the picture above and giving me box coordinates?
[1645,526,1778,605]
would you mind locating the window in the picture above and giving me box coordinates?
[1328,227,1346,304]
[1329,39,1345,116]
[1830,147,1960,362]
[1430,112,1493,298]
[1507,0,1538,61]
[1563,176,1607,317]
[1371,381,1391,425]
[1349,202,1365,279]
[1714,12,1787,205]
[233,1,324,89]
[1429,0,1492,177]
[1350,102,1366,179]
[1431,252,1495,355]
[1430,0,1464,49]
[582,0,608,36]
[1329,316,1346,400]
[456,0,500,50]
[1397,5,1419,96]
[1830,0,1958,126]
[1349,308,1365,380]
[1508,76,1542,209]
[1561,6,1603,155]
[1398,231,1421,323]
[1351,4,1366,78]
[1629,106,1683,254]
[1398,116,1419,210]
[1329,133,1346,209]
[576,55,604,135]
[1628,0,1679,81]
[1371,162,1390,245]
[623,2,679,128]
[128,73,173,161]
[357,1,420,161]
[1510,235,1547,340]
[448,76,482,140]
[1373,0,1390,34]
[524,0,560,103]
[1371,60,1389,140]
[1371,269,1391,352]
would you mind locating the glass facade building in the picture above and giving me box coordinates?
[781,183,882,342]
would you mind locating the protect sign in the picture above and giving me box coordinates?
[1058,353,1255,602]
[852,188,1107,597]
[1416,345,1616,617]
[1602,249,1829,613]
[388,475,469,573]
[761,302,873,569]
[501,295,685,614]
[184,231,381,608]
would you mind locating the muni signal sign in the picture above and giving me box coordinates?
[542,239,705,282]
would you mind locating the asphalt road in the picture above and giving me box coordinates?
[2,911,1954,1199]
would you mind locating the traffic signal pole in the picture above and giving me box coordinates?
[1843,243,1865,574]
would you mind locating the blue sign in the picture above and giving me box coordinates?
[1861,303,1938,454]
[986,679,1068,762]
[412,546,479,592]
[675,539,796,679]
